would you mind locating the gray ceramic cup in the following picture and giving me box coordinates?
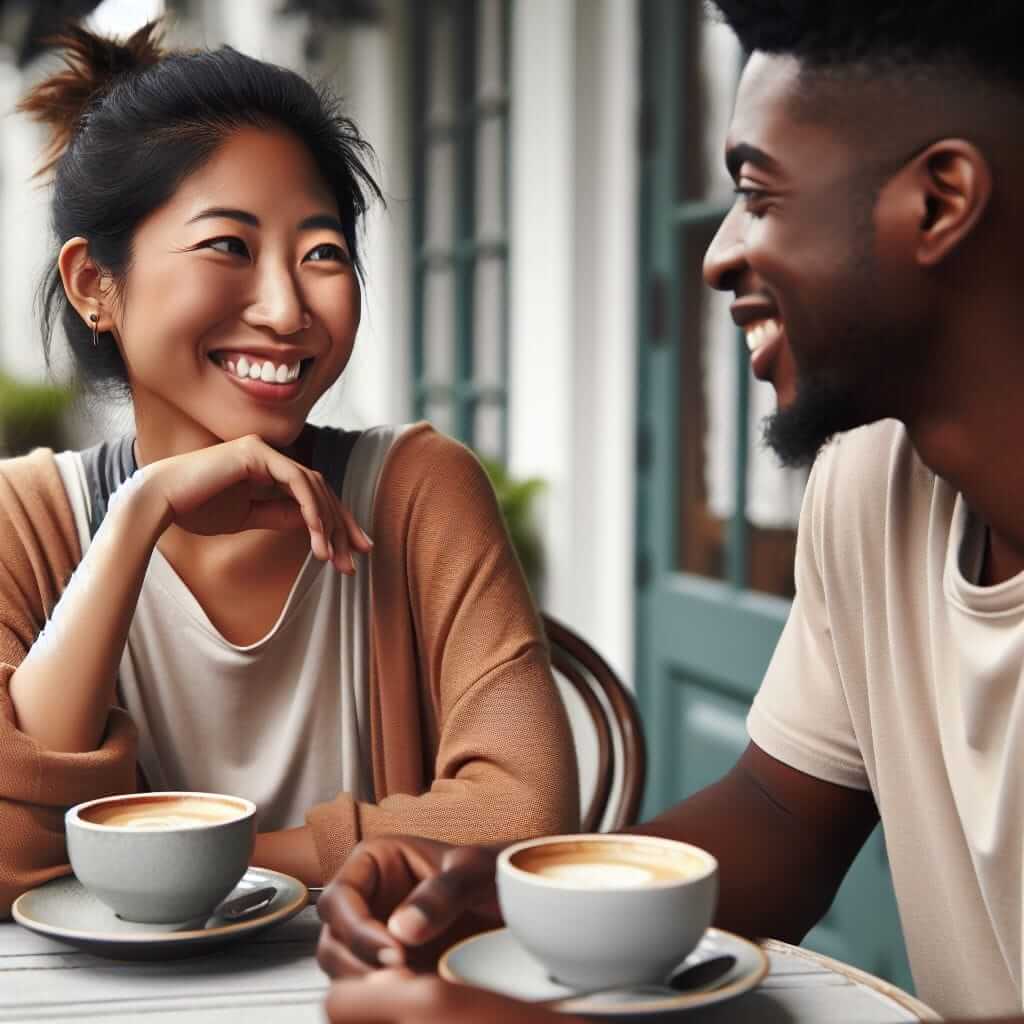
[65,792,256,924]
[497,833,718,989]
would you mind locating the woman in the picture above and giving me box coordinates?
[0,22,578,914]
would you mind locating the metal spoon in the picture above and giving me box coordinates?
[538,953,738,1007]
[215,886,277,921]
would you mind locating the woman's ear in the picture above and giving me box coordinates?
[910,139,992,267]
[58,236,115,331]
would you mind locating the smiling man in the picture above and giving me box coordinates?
[316,3,1024,1021]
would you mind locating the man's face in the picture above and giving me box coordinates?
[703,53,914,466]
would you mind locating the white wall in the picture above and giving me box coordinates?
[509,0,638,680]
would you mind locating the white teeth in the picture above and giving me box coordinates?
[216,354,303,384]
[745,318,782,353]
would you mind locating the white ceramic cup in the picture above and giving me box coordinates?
[65,791,256,924]
[497,833,718,989]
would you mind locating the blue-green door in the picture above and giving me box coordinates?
[634,0,912,990]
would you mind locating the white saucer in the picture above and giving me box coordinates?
[439,926,768,1018]
[12,867,308,961]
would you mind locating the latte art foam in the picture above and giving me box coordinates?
[81,796,246,830]
[535,862,655,887]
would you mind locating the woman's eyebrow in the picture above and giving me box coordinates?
[185,208,344,234]
[186,206,259,226]
[298,213,345,234]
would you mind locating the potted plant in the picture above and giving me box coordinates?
[0,373,75,457]
[477,455,547,597]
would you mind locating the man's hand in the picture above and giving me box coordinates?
[317,837,501,976]
[324,970,584,1024]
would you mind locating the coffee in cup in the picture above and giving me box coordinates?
[79,794,247,831]
[66,792,256,924]
[497,834,718,989]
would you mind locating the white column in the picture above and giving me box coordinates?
[0,60,51,382]
[308,2,411,430]
[508,0,576,619]
[508,0,637,679]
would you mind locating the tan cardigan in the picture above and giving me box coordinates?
[0,423,579,915]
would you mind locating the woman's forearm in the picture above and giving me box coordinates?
[8,471,171,753]
[253,826,323,887]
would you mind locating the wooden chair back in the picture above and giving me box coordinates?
[542,613,647,832]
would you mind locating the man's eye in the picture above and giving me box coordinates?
[204,237,250,258]
[304,242,349,263]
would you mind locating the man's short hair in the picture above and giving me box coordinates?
[708,1,1022,90]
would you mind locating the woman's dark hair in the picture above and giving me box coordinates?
[18,21,382,394]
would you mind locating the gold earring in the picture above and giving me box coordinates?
[89,313,99,348]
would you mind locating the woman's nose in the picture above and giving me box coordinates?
[703,206,748,293]
[244,265,309,336]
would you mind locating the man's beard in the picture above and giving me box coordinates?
[762,368,867,468]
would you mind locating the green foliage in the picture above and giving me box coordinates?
[477,454,547,594]
[0,373,75,456]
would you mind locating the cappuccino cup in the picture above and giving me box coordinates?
[66,792,256,924]
[497,833,717,989]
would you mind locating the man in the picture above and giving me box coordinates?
[317,2,1024,1020]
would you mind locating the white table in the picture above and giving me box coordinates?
[0,914,939,1022]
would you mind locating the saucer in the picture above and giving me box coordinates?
[12,867,308,960]
[439,927,768,1018]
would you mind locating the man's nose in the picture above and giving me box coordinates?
[702,205,747,293]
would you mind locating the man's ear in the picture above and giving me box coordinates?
[58,237,115,332]
[908,140,992,267]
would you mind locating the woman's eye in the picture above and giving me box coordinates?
[204,236,250,258]
[304,242,349,263]
[733,186,768,217]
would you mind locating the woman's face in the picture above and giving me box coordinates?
[111,126,361,457]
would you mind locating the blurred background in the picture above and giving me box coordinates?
[0,0,910,987]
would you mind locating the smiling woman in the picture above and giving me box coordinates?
[0,21,578,915]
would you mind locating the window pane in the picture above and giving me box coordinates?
[425,141,456,249]
[474,403,504,460]
[473,258,504,387]
[424,269,455,382]
[680,4,741,203]
[475,116,504,240]
[426,401,455,437]
[427,1,458,122]
[476,0,505,101]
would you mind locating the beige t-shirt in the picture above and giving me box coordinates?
[748,419,1024,1018]
[54,425,410,831]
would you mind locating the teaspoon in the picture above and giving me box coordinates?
[539,953,738,1007]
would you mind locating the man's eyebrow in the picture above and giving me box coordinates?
[725,143,781,180]
[186,207,260,226]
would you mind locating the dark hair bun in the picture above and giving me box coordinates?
[17,20,164,176]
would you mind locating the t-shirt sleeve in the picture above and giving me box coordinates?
[746,449,870,791]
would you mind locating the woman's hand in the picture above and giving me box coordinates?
[317,837,502,976]
[324,971,581,1024]
[143,433,371,572]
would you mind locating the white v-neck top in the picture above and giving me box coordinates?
[53,426,409,831]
